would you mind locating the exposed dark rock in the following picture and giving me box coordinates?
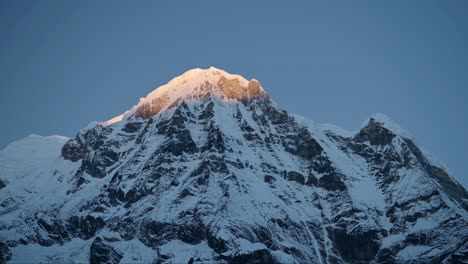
[62,125,103,162]
[199,101,214,121]
[123,186,151,207]
[355,118,395,146]
[374,248,396,264]
[386,190,445,226]
[331,228,381,263]
[122,121,142,133]
[89,237,122,264]
[207,231,228,253]
[272,218,288,229]
[81,158,106,178]
[264,175,276,184]
[0,242,12,264]
[311,156,334,174]
[318,172,347,192]
[253,227,276,249]
[155,253,172,264]
[159,129,197,156]
[61,139,88,162]
[139,220,207,248]
[107,185,126,205]
[36,215,69,245]
[135,118,154,144]
[202,123,225,153]
[442,251,468,264]
[283,126,323,160]
[306,174,318,186]
[263,104,289,125]
[156,103,198,156]
[67,215,105,240]
[228,248,278,264]
[176,223,206,245]
[140,221,174,247]
[404,232,429,245]
[284,171,305,185]
[0,179,5,190]
[108,218,137,241]
[226,159,245,169]
[404,138,468,210]
[188,257,195,264]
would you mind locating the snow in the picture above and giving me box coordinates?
[81,121,101,132]
[10,238,92,263]
[103,113,126,126]
[271,250,299,264]
[9,237,157,263]
[397,245,432,259]
[418,145,466,188]
[307,122,388,213]
[111,239,157,263]
[1,68,466,264]
[0,134,81,240]
[381,233,405,248]
[296,113,412,140]
[159,240,214,263]
[413,215,439,231]
[0,134,70,186]
[235,238,267,254]
[122,66,265,119]
[319,123,357,138]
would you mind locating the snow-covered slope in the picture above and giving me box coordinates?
[0,67,467,264]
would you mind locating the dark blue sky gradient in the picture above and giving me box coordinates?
[1,1,467,186]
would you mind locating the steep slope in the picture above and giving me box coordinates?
[0,67,467,264]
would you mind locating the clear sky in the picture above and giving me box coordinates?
[1,1,467,187]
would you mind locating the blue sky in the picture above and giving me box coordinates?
[1,1,467,186]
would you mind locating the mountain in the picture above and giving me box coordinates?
[0,67,467,264]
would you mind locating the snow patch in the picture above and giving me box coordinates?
[159,240,214,263]
[10,239,91,263]
[397,245,432,259]
[103,113,126,126]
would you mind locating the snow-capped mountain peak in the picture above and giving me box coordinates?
[1,68,467,264]
[120,67,268,120]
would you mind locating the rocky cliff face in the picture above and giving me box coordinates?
[0,67,467,264]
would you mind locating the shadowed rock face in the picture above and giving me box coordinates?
[1,68,467,263]
[284,171,305,185]
[0,243,12,264]
[355,118,396,146]
[62,125,103,162]
[331,228,381,263]
[404,138,468,210]
[89,237,122,264]
[318,172,347,192]
[67,215,105,240]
